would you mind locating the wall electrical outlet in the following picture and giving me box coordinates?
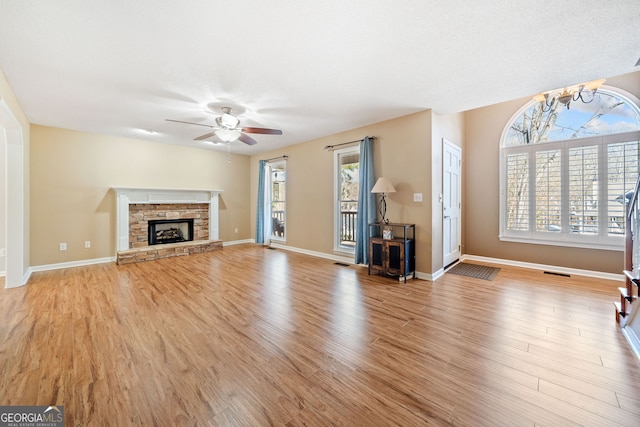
[85,241,91,248]
[234,228,239,234]
[413,193,423,202]
[59,243,67,251]
[0,248,6,257]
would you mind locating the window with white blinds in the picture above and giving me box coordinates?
[535,149,562,233]
[502,133,640,249]
[505,152,529,231]
[501,88,640,250]
[607,141,640,236]
[568,145,598,235]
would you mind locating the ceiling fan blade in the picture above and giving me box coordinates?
[166,119,214,128]
[238,133,258,145]
[194,131,217,141]
[242,127,283,135]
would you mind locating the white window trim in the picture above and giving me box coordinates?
[501,132,640,250]
[499,86,640,251]
[269,160,286,242]
[333,146,359,254]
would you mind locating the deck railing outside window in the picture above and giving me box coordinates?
[272,200,286,238]
[272,210,285,223]
[271,202,358,245]
[341,200,358,245]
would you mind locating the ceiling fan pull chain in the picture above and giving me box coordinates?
[227,142,231,163]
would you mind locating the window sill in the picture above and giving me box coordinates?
[499,234,623,251]
[334,247,355,256]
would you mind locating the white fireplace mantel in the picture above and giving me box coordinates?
[112,187,223,252]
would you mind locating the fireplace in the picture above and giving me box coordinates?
[113,187,223,252]
[148,219,194,245]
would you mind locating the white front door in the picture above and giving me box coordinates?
[443,139,461,267]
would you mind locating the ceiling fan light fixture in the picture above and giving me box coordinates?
[169,103,282,146]
[220,112,240,129]
[215,129,241,142]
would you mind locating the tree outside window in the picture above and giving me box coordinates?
[501,89,640,249]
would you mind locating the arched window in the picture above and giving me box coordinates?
[500,87,640,250]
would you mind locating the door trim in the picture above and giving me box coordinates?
[0,98,26,287]
[442,138,462,268]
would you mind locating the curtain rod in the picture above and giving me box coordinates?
[324,136,375,151]
[263,155,288,162]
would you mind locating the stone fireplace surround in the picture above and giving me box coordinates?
[113,187,223,264]
[130,204,204,248]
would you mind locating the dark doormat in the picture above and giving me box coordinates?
[446,262,500,281]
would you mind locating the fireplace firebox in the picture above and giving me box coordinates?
[148,219,194,245]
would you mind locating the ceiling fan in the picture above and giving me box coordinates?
[167,106,282,145]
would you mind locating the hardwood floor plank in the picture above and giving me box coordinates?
[617,390,640,416]
[459,328,640,397]
[538,378,634,425]
[1,244,639,425]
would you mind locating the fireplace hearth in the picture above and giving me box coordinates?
[148,219,194,245]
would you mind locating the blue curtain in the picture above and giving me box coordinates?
[255,160,266,244]
[355,137,375,264]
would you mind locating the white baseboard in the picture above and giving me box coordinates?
[26,240,250,276]
[428,269,444,281]
[268,242,438,281]
[22,269,31,286]
[29,256,117,274]
[223,239,254,247]
[461,254,624,282]
[269,242,356,265]
[24,240,251,277]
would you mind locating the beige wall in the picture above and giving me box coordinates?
[250,110,448,275]
[30,126,251,266]
[464,70,640,274]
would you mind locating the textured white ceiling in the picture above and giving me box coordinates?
[0,1,639,155]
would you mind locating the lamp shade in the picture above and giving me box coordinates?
[371,177,396,194]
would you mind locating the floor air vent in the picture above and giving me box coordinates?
[334,262,350,267]
[544,271,571,277]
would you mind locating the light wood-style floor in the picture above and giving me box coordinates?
[1,245,640,426]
